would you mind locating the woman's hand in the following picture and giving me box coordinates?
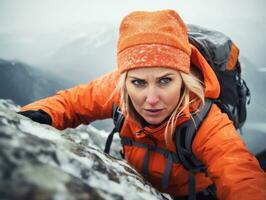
[18,110,52,125]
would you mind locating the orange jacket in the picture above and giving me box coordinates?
[21,46,266,199]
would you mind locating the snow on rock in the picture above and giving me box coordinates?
[65,124,122,158]
[0,99,20,112]
[0,99,171,200]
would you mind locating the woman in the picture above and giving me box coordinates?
[20,10,266,200]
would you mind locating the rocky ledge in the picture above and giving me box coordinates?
[0,99,171,200]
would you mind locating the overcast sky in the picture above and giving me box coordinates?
[0,0,265,33]
[0,0,266,67]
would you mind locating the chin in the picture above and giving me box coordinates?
[145,118,164,125]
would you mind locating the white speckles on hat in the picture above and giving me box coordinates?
[118,44,190,73]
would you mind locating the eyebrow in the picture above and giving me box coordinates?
[128,73,175,79]
[156,73,175,79]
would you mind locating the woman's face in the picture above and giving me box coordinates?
[126,67,183,125]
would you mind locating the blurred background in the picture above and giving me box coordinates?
[0,0,265,165]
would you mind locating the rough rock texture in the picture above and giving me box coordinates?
[0,99,171,200]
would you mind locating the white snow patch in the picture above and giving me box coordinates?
[0,99,20,111]
[1,118,9,125]
[63,149,94,169]
[18,119,63,141]
[86,125,108,137]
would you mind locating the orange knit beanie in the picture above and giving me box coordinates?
[117,10,191,74]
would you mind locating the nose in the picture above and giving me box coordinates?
[146,87,159,106]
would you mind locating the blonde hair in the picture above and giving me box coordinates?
[116,67,205,147]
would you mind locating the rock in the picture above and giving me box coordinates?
[0,99,20,112]
[0,99,171,200]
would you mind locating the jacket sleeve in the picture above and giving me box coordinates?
[21,70,121,130]
[193,104,266,200]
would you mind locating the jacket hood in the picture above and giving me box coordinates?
[190,44,220,99]
[164,44,220,126]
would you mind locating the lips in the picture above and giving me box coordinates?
[144,108,163,116]
[146,109,162,112]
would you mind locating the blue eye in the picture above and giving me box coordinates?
[131,79,146,87]
[159,77,172,85]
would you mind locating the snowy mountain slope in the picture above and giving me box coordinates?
[0,58,75,106]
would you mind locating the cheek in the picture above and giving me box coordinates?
[126,84,144,108]
[128,91,145,108]
[165,84,182,106]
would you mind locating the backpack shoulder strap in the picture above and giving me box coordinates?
[174,99,213,170]
[174,99,213,200]
[104,104,125,154]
